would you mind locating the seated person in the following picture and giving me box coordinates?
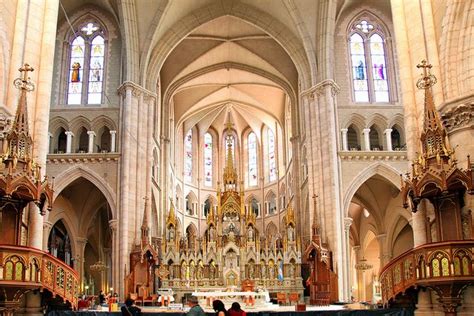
[121,298,142,316]
[228,302,246,316]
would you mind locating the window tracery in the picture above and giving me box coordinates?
[349,16,391,103]
[248,132,257,186]
[184,129,192,183]
[268,129,276,182]
[204,133,213,187]
[67,21,106,105]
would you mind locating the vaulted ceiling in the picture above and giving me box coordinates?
[161,15,297,140]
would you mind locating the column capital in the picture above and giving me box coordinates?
[65,131,74,137]
[352,245,361,251]
[376,233,387,240]
[43,221,53,230]
[76,237,88,245]
[109,219,118,231]
[87,131,96,136]
[362,128,371,134]
[384,128,393,134]
[344,217,353,230]
[109,130,117,135]
[341,128,348,133]
[48,132,53,137]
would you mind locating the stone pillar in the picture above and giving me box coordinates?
[76,237,88,292]
[384,129,393,151]
[353,245,362,301]
[28,203,43,249]
[410,203,427,247]
[108,219,118,295]
[110,130,117,152]
[459,286,474,316]
[362,128,371,151]
[23,291,42,316]
[47,132,53,154]
[65,131,74,154]
[341,128,348,151]
[87,131,95,153]
[376,234,391,267]
[42,220,53,250]
[343,217,353,301]
[415,289,434,316]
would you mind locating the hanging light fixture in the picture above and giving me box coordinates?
[355,257,373,271]
[90,209,107,272]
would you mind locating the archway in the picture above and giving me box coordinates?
[51,176,113,294]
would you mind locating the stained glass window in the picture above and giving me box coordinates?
[268,129,276,181]
[350,33,369,102]
[67,22,106,105]
[88,36,104,104]
[370,34,389,102]
[349,18,391,103]
[67,36,85,104]
[204,133,213,186]
[248,132,257,186]
[184,129,192,182]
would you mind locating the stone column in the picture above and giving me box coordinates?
[341,128,348,151]
[76,237,88,293]
[110,130,117,152]
[28,203,43,249]
[343,217,353,301]
[47,132,53,154]
[87,131,95,153]
[410,202,427,247]
[42,220,53,250]
[23,291,42,316]
[108,219,118,295]
[362,128,371,151]
[416,289,434,316]
[376,234,391,267]
[384,129,393,151]
[353,245,362,301]
[459,286,474,316]
[65,131,74,154]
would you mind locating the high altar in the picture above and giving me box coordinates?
[158,124,304,300]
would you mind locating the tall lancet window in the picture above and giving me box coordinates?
[184,129,193,182]
[349,17,391,103]
[268,129,276,182]
[248,132,258,186]
[67,21,106,105]
[204,133,213,186]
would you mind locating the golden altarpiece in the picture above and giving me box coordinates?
[159,125,304,299]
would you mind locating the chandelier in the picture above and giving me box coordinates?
[355,258,373,271]
[90,260,107,272]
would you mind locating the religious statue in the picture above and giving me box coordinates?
[209,226,216,241]
[261,264,266,278]
[189,262,195,279]
[71,62,81,82]
[247,226,254,241]
[197,262,204,279]
[269,264,275,279]
[167,227,175,241]
[248,264,255,279]
[209,262,216,279]
[287,226,294,242]
[181,263,187,280]
[289,263,295,278]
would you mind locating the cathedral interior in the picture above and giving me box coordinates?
[0,0,473,315]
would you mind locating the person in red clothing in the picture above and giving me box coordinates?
[228,302,246,316]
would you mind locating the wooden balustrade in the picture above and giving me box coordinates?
[380,240,474,304]
[0,245,79,308]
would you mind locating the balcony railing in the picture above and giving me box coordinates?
[0,244,79,308]
[379,240,474,303]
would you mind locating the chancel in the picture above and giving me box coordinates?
[0,1,472,316]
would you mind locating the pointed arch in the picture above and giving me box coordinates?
[53,165,117,218]
[343,162,401,217]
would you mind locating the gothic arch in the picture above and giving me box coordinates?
[343,162,401,217]
[46,218,77,259]
[91,115,117,133]
[53,165,117,219]
[367,113,388,130]
[70,116,92,134]
[144,1,314,91]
